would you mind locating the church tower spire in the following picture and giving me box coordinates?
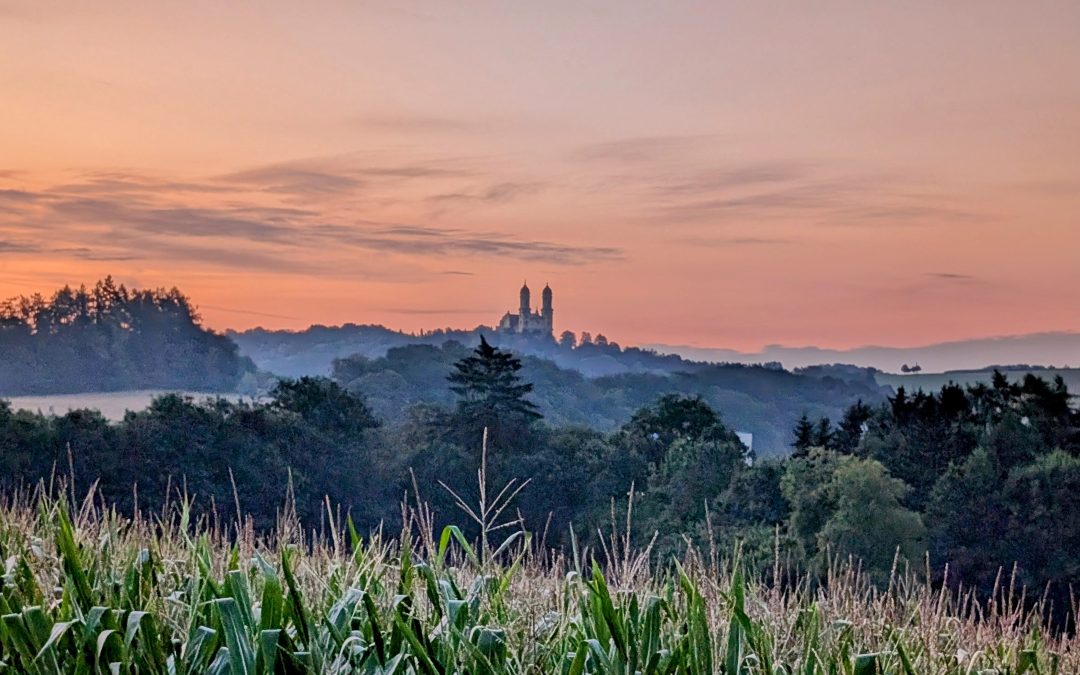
[519,281,531,315]
[541,283,553,334]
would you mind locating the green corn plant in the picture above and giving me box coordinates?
[0,488,1075,674]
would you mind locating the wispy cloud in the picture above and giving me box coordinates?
[51,172,233,197]
[0,239,41,253]
[50,247,140,262]
[648,164,813,197]
[591,163,979,230]
[564,134,983,232]
[49,198,299,242]
[875,273,992,300]
[823,202,983,226]
[197,304,301,321]
[219,165,364,196]
[426,182,542,213]
[318,223,620,264]
[572,135,718,164]
[925,272,978,282]
[0,167,621,274]
[659,184,842,221]
[222,156,469,186]
[0,189,38,202]
[673,235,792,247]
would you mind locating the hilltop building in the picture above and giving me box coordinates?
[498,282,553,338]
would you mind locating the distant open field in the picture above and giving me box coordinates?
[3,390,246,420]
[875,367,1080,396]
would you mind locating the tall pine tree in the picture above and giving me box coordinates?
[792,414,815,457]
[447,336,541,450]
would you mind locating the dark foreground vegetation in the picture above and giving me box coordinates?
[3,336,1079,635]
[0,278,254,395]
[0,492,1075,673]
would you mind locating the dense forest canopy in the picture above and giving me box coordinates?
[0,278,254,395]
[773,371,1080,621]
[332,340,885,456]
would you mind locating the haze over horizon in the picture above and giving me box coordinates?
[2,1,1078,351]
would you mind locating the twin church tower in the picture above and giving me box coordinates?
[497,282,554,337]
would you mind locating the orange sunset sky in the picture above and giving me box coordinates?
[1,1,1078,351]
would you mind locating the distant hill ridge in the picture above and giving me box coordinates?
[229,323,696,379]
[230,324,1080,378]
[647,331,1080,373]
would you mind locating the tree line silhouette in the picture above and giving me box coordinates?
[0,277,252,394]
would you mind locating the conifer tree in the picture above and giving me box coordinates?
[835,400,871,454]
[792,414,815,457]
[447,336,541,449]
[813,417,834,450]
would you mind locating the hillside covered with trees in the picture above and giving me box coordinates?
[2,337,1077,627]
[0,278,254,395]
[231,323,707,378]
[331,340,884,456]
[226,326,884,457]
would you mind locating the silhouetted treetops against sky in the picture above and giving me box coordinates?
[0,277,252,394]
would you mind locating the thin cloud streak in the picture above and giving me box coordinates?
[562,139,983,232]
[925,272,978,282]
[0,239,41,253]
[198,304,302,321]
[679,236,792,247]
[0,189,39,202]
[51,247,140,262]
[572,135,720,164]
[0,170,623,275]
[427,181,542,205]
[218,167,365,196]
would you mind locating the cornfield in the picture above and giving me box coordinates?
[0,486,1075,674]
